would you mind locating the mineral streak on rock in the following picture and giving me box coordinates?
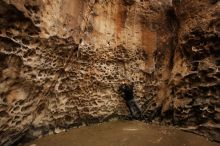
[0,0,219,145]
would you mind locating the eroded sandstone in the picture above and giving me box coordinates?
[0,0,219,145]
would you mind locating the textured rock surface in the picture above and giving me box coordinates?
[168,0,220,142]
[0,0,219,145]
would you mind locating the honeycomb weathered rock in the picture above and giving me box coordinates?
[0,0,219,145]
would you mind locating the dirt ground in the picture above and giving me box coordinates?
[24,121,220,146]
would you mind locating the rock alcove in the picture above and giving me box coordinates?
[0,0,219,145]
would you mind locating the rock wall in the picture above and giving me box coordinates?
[169,0,220,141]
[0,0,219,145]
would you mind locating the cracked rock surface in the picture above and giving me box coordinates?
[0,0,219,145]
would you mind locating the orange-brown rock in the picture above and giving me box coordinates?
[0,0,219,145]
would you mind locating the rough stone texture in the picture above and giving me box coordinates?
[0,0,219,145]
[168,0,220,142]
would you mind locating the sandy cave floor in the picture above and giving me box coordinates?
[24,120,220,146]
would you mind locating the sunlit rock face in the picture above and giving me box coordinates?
[0,0,219,145]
